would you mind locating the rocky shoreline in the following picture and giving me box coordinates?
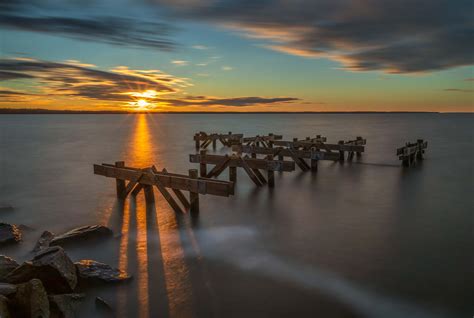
[0,221,130,317]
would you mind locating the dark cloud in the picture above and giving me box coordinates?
[0,58,299,107]
[158,96,299,107]
[156,0,474,73]
[443,88,473,93]
[0,58,178,101]
[0,1,175,50]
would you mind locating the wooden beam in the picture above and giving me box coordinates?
[274,140,364,152]
[232,145,340,161]
[189,153,295,171]
[115,161,126,198]
[189,169,199,217]
[94,164,234,197]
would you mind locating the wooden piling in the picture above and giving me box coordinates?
[310,147,318,172]
[229,166,237,182]
[115,161,126,198]
[338,141,345,161]
[144,185,155,203]
[199,150,207,177]
[267,154,275,187]
[189,169,199,216]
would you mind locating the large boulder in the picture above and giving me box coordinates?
[0,283,17,297]
[0,295,11,318]
[50,225,112,246]
[6,246,77,293]
[49,294,84,318]
[0,223,21,245]
[11,279,50,318]
[0,255,19,281]
[75,260,131,284]
[32,231,55,254]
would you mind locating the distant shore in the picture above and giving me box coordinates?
[0,108,453,114]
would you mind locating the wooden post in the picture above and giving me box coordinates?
[189,169,199,216]
[310,147,318,172]
[356,136,363,157]
[338,140,345,161]
[267,154,275,187]
[115,161,126,198]
[195,133,200,150]
[416,139,424,160]
[199,150,207,177]
[251,152,257,159]
[212,139,217,149]
[229,166,237,183]
[144,185,155,203]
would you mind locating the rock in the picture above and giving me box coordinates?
[75,260,131,284]
[6,246,77,293]
[50,225,113,246]
[0,295,11,318]
[0,223,21,245]
[11,279,50,318]
[0,283,17,296]
[0,255,19,281]
[95,296,113,316]
[33,231,55,254]
[49,294,84,318]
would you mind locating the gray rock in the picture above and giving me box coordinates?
[50,225,113,246]
[0,283,17,296]
[6,246,77,293]
[33,231,55,254]
[0,255,19,281]
[49,294,84,318]
[75,260,131,284]
[0,295,11,318]
[11,279,50,318]
[0,223,21,245]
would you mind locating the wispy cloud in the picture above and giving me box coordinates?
[192,45,208,50]
[158,0,474,73]
[172,60,189,66]
[221,66,233,71]
[0,58,300,108]
[0,1,175,50]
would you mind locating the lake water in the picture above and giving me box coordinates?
[0,113,472,317]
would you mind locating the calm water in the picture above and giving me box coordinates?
[0,113,472,318]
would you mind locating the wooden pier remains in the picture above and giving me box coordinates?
[241,133,283,148]
[94,162,234,216]
[273,138,365,161]
[194,131,243,150]
[189,151,295,187]
[396,140,428,167]
[232,144,340,172]
[344,136,366,160]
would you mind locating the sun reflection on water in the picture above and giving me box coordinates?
[116,114,193,318]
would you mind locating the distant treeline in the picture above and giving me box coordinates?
[0,108,442,114]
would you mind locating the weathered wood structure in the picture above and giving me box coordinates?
[232,144,340,172]
[189,151,295,187]
[241,133,283,148]
[396,140,427,167]
[94,162,234,216]
[344,136,366,160]
[273,138,365,161]
[194,131,243,150]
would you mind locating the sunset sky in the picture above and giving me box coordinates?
[0,0,472,112]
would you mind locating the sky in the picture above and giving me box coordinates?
[0,0,472,112]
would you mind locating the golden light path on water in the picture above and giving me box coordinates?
[116,114,193,318]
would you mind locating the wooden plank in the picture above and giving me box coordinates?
[233,145,340,161]
[160,168,190,210]
[251,168,267,184]
[239,157,264,186]
[94,164,234,197]
[242,134,282,142]
[189,153,295,171]
[123,171,145,197]
[115,161,126,198]
[274,140,364,152]
[206,155,231,178]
